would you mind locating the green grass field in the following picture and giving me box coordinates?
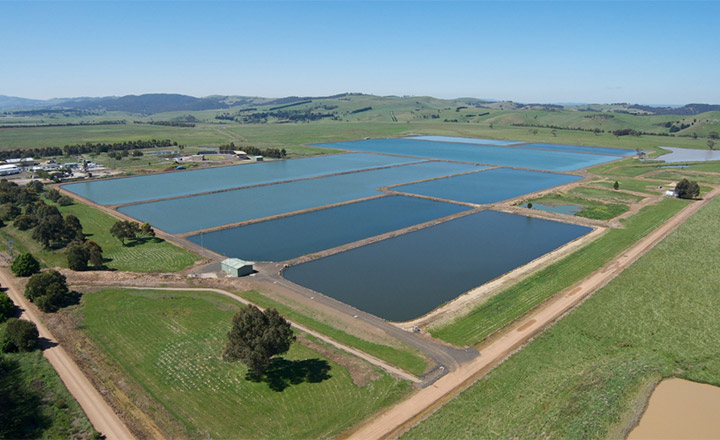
[590,178,660,194]
[430,197,688,346]
[566,186,645,204]
[0,198,197,272]
[0,316,96,439]
[80,289,411,439]
[238,290,427,376]
[405,195,720,440]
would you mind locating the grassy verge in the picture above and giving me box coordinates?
[566,186,645,203]
[0,198,198,272]
[430,197,688,346]
[81,288,411,439]
[405,195,720,439]
[590,178,660,194]
[238,290,428,376]
[0,317,96,439]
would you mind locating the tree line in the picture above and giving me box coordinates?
[0,139,181,160]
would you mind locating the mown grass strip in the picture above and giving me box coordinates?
[238,290,428,376]
[430,197,688,346]
[82,288,411,439]
[406,194,720,440]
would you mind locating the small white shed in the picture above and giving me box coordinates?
[221,258,254,277]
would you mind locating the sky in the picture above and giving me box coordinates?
[1,0,718,104]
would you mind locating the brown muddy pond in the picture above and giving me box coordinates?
[628,378,720,439]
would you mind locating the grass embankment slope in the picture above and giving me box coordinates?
[0,198,197,272]
[0,322,96,439]
[80,288,411,439]
[406,196,720,439]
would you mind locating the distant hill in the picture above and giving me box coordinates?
[628,103,720,115]
[58,93,232,114]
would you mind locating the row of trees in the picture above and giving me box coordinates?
[109,220,155,245]
[0,139,180,161]
[218,142,287,158]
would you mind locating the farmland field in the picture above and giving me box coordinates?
[81,288,411,439]
[405,196,720,439]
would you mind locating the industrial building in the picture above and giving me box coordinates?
[221,258,254,277]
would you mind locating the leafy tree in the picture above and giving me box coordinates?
[0,203,20,221]
[224,306,295,377]
[709,140,715,150]
[0,293,14,323]
[613,181,620,190]
[85,240,104,268]
[45,188,62,202]
[140,222,155,238]
[24,270,71,313]
[12,214,35,230]
[62,214,84,242]
[10,253,40,277]
[32,218,63,248]
[710,131,719,140]
[675,178,700,200]
[110,220,139,245]
[66,243,89,271]
[3,318,39,352]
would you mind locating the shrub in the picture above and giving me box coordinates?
[13,214,35,231]
[10,253,40,277]
[57,196,73,206]
[3,318,39,352]
[0,293,14,323]
[675,178,700,199]
[24,270,71,313]
[66,243,89,271]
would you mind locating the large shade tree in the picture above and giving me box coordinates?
[223,305,295,377]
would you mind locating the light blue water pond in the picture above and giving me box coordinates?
[523,202,582,215]
[120,161,482,234]
[659,147,720,163]
[407,135,520,146]
[283,210,592,321]
[316,138,621,171]
[518,142,634,156]
[63,153,420,205]
[187,195,469,262]
[393,168,581,205]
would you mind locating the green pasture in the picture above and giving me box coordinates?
[523,193,629,221]
[430,197,688,346]
[238,290,427,376]
[406,196,720,439]
[0,317,96,439]
[81,289,411,439]
[566,186,645,204]
[0,197,197,272]
[589,178,660,194]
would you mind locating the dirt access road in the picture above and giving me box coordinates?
[345,188,719,440]
[0,268,136,440]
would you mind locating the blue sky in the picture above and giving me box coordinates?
[1,0,718,104]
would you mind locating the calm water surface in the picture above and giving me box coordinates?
[283,210,591,321]
[63,153,420,205]
[187,196,469,262]
[121,161,481,233]
[393,168,581,204]
[407,135,520,146]
[316,138,621,171]
[518,143,634,156]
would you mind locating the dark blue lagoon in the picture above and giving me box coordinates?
[316,138,621,171]
[187,196,469,262]
[406,135,521,146]
[63,153,420,205]
[393,168,581,205]
[518,143,634,156]
[120,161,482,234]
[283,210,592,321]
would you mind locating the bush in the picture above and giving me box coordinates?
[675,178,700,199]
[0,293,14,323]
[3,318,39,352]
[10,253,40,277]
[57,196,73,206]
[24,270,71,313]
[45,188,62,202]
[66,243,89,271]
[13,214,35,231]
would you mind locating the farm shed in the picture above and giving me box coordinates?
[0,164,21,175]
[221,258,254,277]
